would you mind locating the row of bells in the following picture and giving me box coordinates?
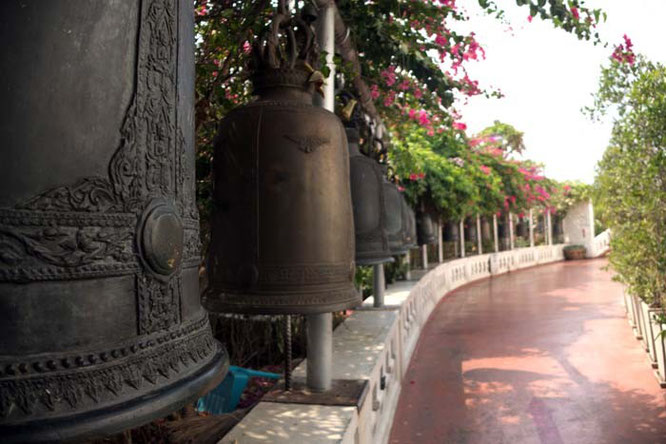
[0,2,432,441]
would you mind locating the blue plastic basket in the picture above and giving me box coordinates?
[196,365,281,414]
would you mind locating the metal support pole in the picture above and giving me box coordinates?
[373,264,385,308]
[493,214,499,253]
[305,3,335,393]
[547,211,553,246]
[529,209,535,248]
[509,212,515,250]
[284,315,292,391]
[421,245,428,269]
[459,219,465,258]
[306,313,332,392]
[437,217,444,263]
[476,215,482,255]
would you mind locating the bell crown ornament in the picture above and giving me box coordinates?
[249,1,322,94]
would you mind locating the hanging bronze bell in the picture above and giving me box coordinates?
[203,9,359,315]
[553,214,562,236]
[416,209,436,246]
[444,221,459,242]
[403,200,418,249]
[465,217,478,243]
[0,2,227,442]
[481,218,492,241]
[516,219,528,238]
[347,128,393,265]
[384,180,407,255]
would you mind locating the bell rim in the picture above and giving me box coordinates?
[0,346,229,444]
[356,256,396,266]
[202,286,361,315]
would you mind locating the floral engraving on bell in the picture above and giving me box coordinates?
[283,134,330,153]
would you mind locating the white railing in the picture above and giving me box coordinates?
[590,229,611,258]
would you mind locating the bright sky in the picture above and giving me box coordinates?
[452,0,666,184]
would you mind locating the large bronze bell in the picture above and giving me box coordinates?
[444,221,459,242]
[481,218,492,241]
[0,2,227,442]
[416,209,437,246]
[384,180,407,255]
[465,217,478,243]
[403,200,418,249]
[553,214,562,236]
[203,9,359,315]
[516,219,528,238]
[347,128,393,265]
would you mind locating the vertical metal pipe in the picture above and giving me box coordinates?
[437,217,444,263]
[306,313,332,392]
[509,212,515,250]
[493,214,499,252]
[306,2,335,393]
[314,4,335,110]
[529,209,535,248]
[476,215,482,255]
[284,315,292,391]
[373,264,385,308]
[547,211,553,246]
[421,245,428,269]
[459,219,466,258]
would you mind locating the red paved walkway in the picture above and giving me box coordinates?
[389,259,666,444]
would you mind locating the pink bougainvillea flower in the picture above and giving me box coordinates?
[409,173,418,181]
[571,7,580,20]
[397,185,405,192]
[480,165,491,175]
[527,15,533,23]
[452,122,467,131]
[383,90,396,107]
[413,88,423,99]
[242,41,251,54]
[408,108,417,120]
[380,66,397,87]
[418,110,430,126]
[418,172,425,179]
[370,84,380,100]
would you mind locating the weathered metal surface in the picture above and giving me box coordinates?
[416,209,436,246]
[347,128,393,265]
[444,221,459,242]
[403,200,418,249]
[0,2,227,442]
[384,181,407,255]
[204,8,359,314]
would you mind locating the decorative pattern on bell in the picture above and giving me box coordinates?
[0,2,227,442]
[416,208,437,246]
[203,6,359,314]
[347,128,393,265]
